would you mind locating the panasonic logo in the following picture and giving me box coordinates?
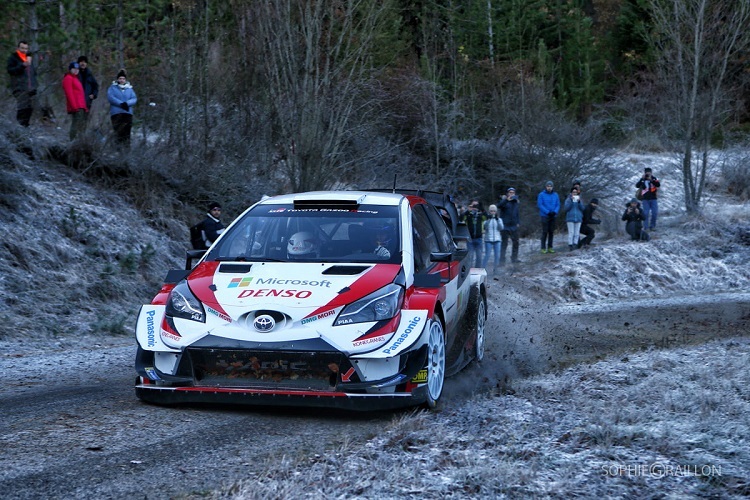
[146,309,156,347]
[382,316,421,354]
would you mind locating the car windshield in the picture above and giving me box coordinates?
[207,203,401,264]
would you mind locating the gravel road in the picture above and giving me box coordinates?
[2,287,748,499]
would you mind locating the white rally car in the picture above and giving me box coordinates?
[134,190,487,410]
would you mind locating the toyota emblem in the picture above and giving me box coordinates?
[253,314,275,332]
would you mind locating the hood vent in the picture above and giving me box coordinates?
[323,265,370,275]
[218,264,253,274]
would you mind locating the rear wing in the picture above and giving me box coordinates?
[365,189,467,239]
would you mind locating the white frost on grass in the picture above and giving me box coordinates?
[229,338,750,499]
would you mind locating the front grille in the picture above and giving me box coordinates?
[187,348,348,390]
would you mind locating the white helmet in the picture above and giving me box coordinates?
[287,231,319,258]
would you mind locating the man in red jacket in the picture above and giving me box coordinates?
[62,61,88,140]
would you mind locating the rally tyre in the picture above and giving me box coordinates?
[424,318,446,409]
[470,290,487,362]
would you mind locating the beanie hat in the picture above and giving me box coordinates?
[507,187,516,193]
[590,198,599,204]
[68,61,79,70]
[77,55,88,63]
[116,68,127,79]
[628,198,639,205]
[545,180,554,188]
[644,167,652,173]
[208,201,222,211]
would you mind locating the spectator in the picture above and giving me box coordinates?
[482,204,503,276]
[62,62,88,141]
[635,167,660,231]
[564,187,584,251]
[578,198,601,248]
[6,41,37,127]
[197,202,225,249]
[461,200,485,267]
[537,180,560,254]
[77,56,99,125]
[622,198,647,241]
[498,187,521,265]
[107,69,137,146]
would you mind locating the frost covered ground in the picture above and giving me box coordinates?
[225,338,750,499]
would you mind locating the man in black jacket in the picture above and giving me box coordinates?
[6,41,37,126]
[578,198,601,248]
[197,202,225,249]
[77,56,99,127]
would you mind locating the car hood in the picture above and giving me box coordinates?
[188,261,402,323]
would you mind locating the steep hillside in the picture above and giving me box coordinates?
[0,122,187,346]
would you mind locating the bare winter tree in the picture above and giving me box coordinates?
[646,0,750,213]
[254,0,391,192]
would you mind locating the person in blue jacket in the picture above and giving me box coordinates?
[537,180,560,254]
[564,187,585,251]
[107,69,137,146]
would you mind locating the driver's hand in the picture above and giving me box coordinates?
[374,245,390,258]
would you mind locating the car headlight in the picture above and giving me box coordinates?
[335,283,404,325]
[165,281,206,323]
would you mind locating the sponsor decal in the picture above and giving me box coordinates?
[206,305,232,322]
[145,367,161,381]
[161,331,181,343]
[411,369,427,384]
[352,335,386,347]
[256,277,332,287]
[145,309,156,347]
[237,289,312,299]
[382,316,421,354]
[228,277,254,288]
[335,318,354,326]
[229,277,332,289]
[301,309,336,325]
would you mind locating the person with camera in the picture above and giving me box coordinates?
[498,187,521,265]
[578,198,601,248]
[6,41,38,127]
[537,180,560,254]
[635,167,660,231]
[460,200,486,268]
[622,198,647,241]
[564,187,585,251]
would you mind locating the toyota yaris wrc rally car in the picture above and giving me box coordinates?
[134,191,487,410]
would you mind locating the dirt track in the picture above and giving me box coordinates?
[2,287,748,499]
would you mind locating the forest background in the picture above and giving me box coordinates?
[2,0,749,233]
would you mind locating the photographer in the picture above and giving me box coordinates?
[460,200,486,267]
[578,198,601,248]
[622,198,647,241]
[635,167,660,231]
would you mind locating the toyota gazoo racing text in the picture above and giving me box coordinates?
[134,191,487,410]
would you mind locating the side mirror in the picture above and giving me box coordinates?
[430,252,452,262]
[185,249,206,270]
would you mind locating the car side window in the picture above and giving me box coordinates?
[424,204,455,252]
[412,205,439,272]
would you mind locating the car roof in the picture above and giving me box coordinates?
[258,191,408,207]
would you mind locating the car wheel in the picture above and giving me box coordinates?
[474,292,486,362]
[425,318,446,409]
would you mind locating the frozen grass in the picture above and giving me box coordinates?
[222,338,750,499]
